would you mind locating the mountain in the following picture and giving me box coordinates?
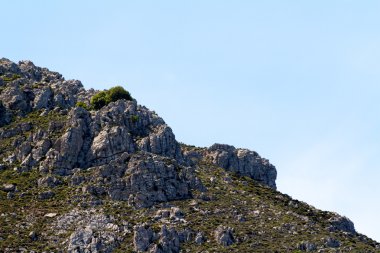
[0,58,379,252]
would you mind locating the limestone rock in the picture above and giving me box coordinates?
[89,126,135,165]
[42,107,91,175]
[67,226,118,253]
[37,176,61,188]
[151,225,180,253]
[205,144,277,189]
[2,183,16,192]
[133,224,154,252]
[0,84,30,113]
[31,139,52,161]
[0,58,92,126]
[328,214,356,234]
[0,101,11,127]
[214,225,235,246]
[110,152,192,208]
[298,241,317,251]
[177,228,193,243]
[44,213,58,218]
[33,87,52,109]
[0,58,21,74]
[133,224,184,253]
[195,232,206,245]
[324,237,341,248]
[155,209,170,219]
[137,124,183,162]
[53,209,120,253]
[38,191,55,200]
[170,207,184,219]
[29,231,38,241]
[15,141,32,161]
[7,192,15,199]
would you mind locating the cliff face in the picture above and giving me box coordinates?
[0,58,378,252]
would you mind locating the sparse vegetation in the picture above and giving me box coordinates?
[2,74,21,82]
[75,101,90,110]
[131,115,139,123]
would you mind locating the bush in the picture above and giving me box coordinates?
[90,86,132,110]
[131,115,139,123]
[75,101,90,110]
[106,86,132,102]
[90,91,108,110]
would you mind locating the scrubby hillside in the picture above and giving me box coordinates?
[0,58,379,252]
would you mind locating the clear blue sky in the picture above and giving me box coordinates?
[2,0,380,241]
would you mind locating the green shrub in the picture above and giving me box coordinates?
[75,101,90,110]
[131,115,139,123]
[90,86,132,110]
[90,91,108,110]
[106,86,132,103]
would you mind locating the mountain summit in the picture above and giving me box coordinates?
[0,58,378,252]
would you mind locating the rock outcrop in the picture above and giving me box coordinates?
[133,224,154,252]
[133,224,190,253]
[204,144,277,189]
[84,152,195,208]
[328,214,356,234]
[0,58,91,119]
[51,209,123,253]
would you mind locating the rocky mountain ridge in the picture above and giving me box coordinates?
[0,58,379,252]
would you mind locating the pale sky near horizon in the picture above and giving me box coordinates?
[2,1,380,241]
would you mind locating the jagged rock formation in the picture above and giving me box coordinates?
[205,143,277,189]
[0,59,379,252]
[0,59,93,123]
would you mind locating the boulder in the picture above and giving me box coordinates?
[37,176,61,188]
[214,225,235,246]
[2,183,16,192]
[324,237,340,248]
[194,232,206,245]
[298,241,317,251]
[38,190,55,200]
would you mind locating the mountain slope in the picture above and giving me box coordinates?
[0,58,379,252]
